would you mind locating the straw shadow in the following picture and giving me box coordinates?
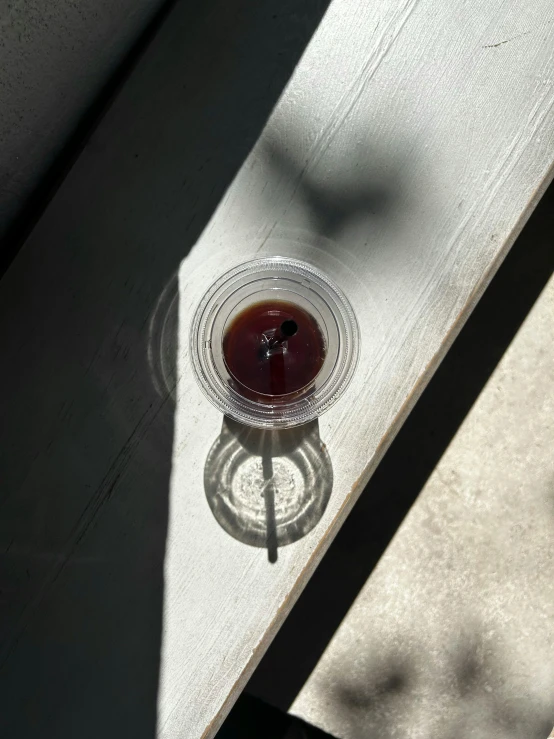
[204,418,333,563]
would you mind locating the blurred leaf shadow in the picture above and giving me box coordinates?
[260,134,399,240]
[336,651,414,715]
[328,627,554,739]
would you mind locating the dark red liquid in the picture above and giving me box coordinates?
[223,300,326,401]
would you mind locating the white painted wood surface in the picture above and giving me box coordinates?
[1,0,554,738]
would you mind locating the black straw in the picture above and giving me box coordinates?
[280,319,298,337]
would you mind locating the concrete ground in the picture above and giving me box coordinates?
[246,185,554,738]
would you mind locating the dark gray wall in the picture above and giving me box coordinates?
[0,0,167,246]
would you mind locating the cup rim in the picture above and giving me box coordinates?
[190,256,360,428]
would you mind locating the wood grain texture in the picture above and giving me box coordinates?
[1,0,554,738]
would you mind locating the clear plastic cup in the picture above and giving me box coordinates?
[190,256,359,428]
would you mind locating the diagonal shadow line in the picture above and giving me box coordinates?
[262,437,279,564]
[246,179,554,710]
[0,0,182,280]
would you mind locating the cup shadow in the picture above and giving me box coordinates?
[204,417,333,563]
